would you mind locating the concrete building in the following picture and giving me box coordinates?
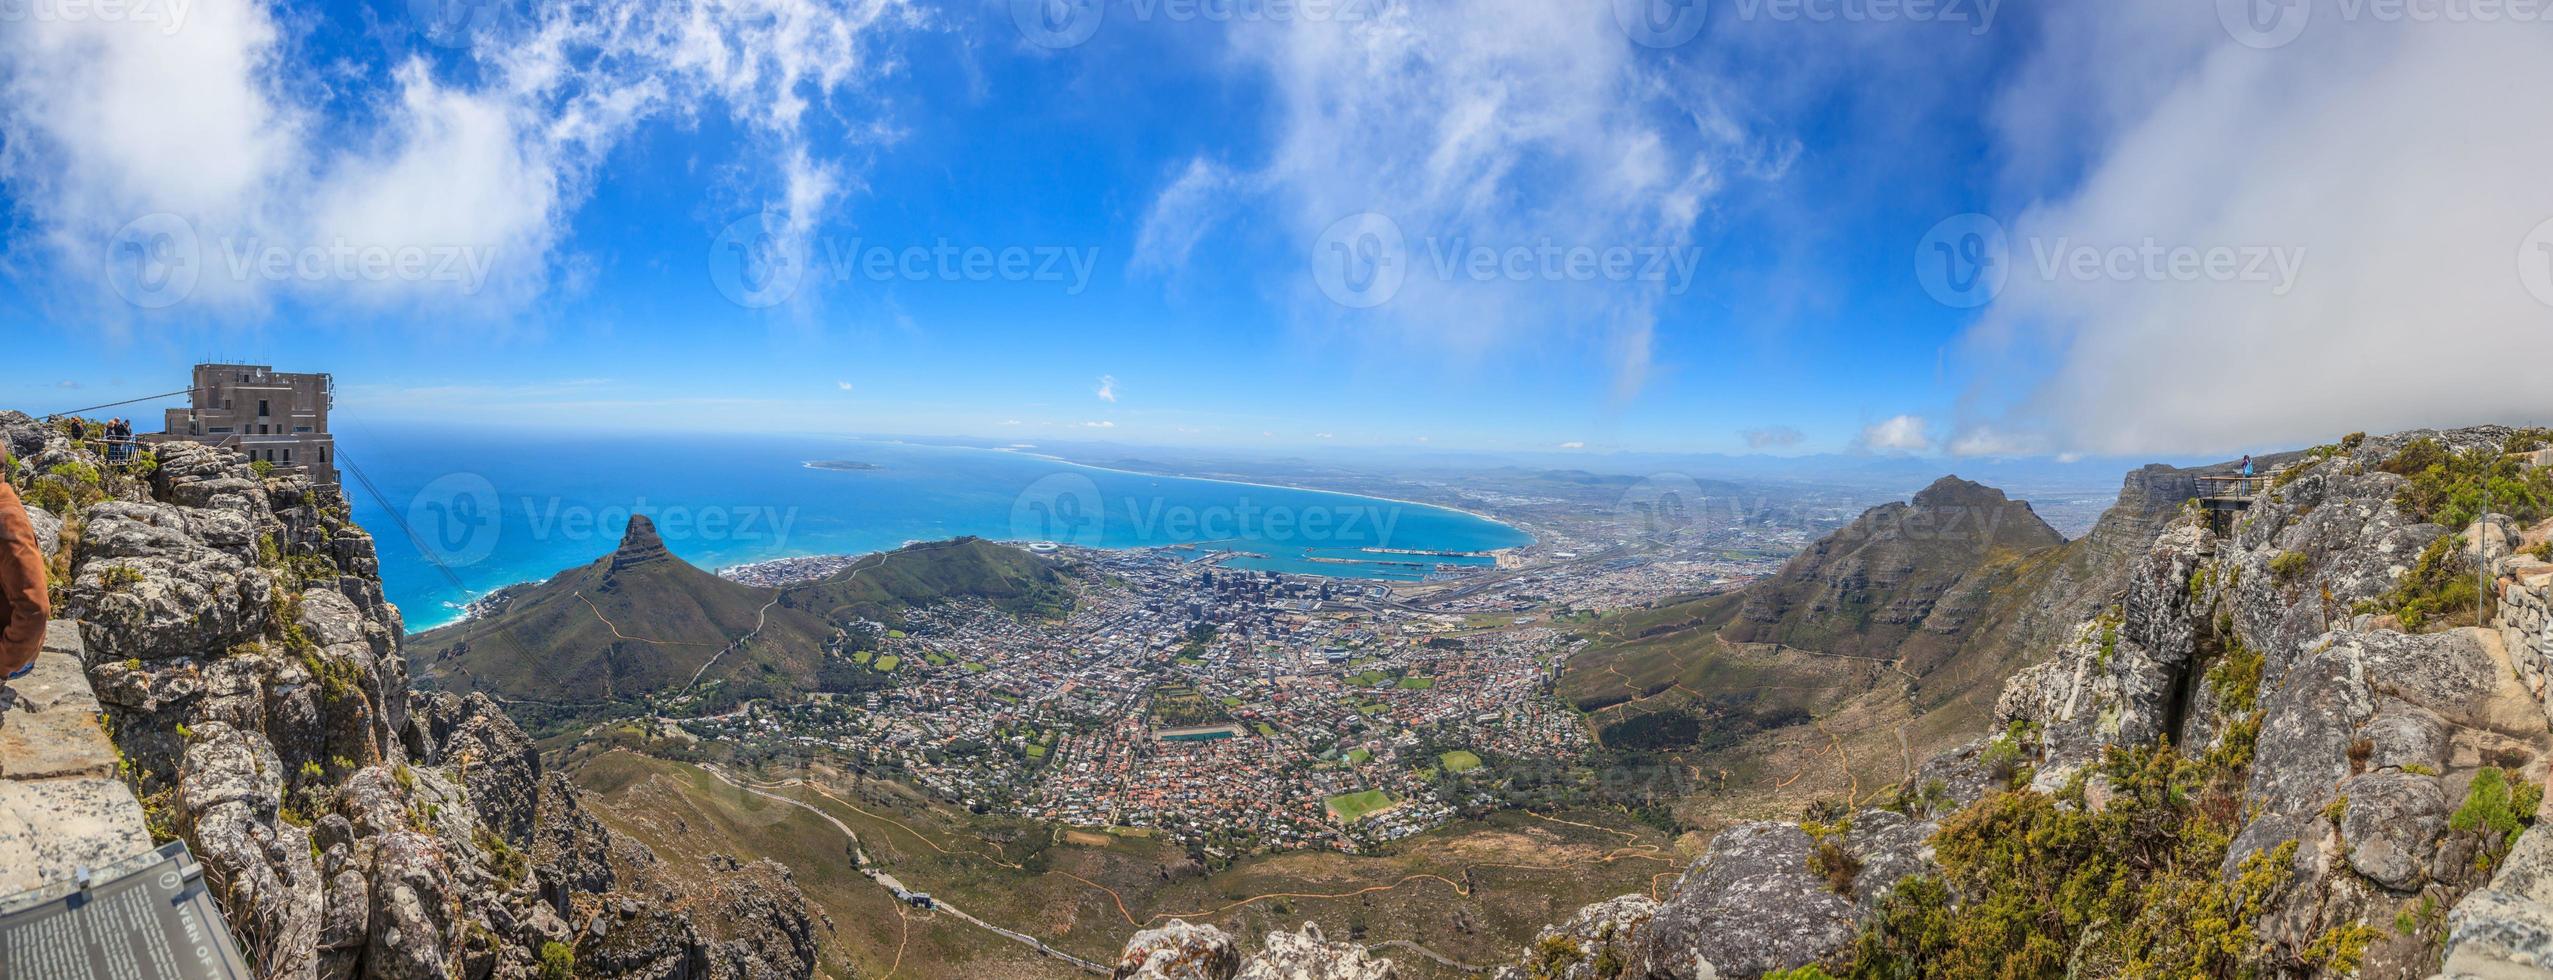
[159,363,338,486]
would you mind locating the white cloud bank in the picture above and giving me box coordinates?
[1857,414,1932,454]
[1133,0,1742,399]
[1957,6,2553,455]
[0,0,913,319]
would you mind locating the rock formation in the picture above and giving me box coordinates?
[1,412,817,980]
[1115,919,1397,980]
[1508,427,2553,979]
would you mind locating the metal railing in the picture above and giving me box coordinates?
[2195,474,2270,500]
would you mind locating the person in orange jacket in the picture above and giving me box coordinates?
[0,479,50,680]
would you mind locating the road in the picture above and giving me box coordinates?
[702,765,1111,976]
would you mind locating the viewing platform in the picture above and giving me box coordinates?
[2195,474,2270,512]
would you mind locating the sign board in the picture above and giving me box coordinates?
[0,841,252,979]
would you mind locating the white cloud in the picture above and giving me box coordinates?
[1132,159,1246,274]
[1957,7,2553,455]
[1083,420,1115,428]
[1557,441,1585,449]
[1134,0,1735,398]
[1315,432,1334,440]
[1947,426,2044,458]
[1094,374,1118,403]
[0,0,914,319]
[836,380,856,392]
[1856,415,1932,454]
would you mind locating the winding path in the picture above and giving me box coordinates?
[702,766,1111,976]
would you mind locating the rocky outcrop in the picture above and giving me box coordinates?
[1513,428,2553,978]
[1115,919,1395,979]
[1493,894,1657,980]
[0,412,817,980]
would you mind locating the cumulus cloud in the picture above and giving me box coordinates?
[1094,374,1118,403]
[1133,0,1739,398]
[1955,6,2553,455]
[0,0,913,319]
[1557,441,1586,449]
[1083,420,1115,428]
[836,381,856,392]
[1741,426,1804,450]
[1857,415,1932,454]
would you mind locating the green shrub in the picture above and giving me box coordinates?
[1844,741,2274,978]
[2268,551,2310,582]
[2205,642,2264,715]
[2379,534,2482,630]
[2451,767,2543,858]
[537,941,575,980]
[2385,437,2553,529]
[1809,837,1862,896]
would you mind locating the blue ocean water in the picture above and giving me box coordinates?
[335,426,1531,633]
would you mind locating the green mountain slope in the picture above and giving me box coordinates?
[408,519,1068,719]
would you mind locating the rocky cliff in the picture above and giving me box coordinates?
[1506,427,2553,978]
[1,412,818,980]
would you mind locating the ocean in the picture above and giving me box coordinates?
[335,425,1532,633]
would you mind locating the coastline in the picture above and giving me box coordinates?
[978,444,1537,543]
[396,445,1535,637]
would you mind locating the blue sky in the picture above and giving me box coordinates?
[4,0,2549,458]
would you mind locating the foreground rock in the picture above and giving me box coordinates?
[1,412,818,980]
[1507,428,2553,978]
[1116,919,1396,979]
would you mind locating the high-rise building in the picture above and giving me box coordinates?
[160,363,338,486]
